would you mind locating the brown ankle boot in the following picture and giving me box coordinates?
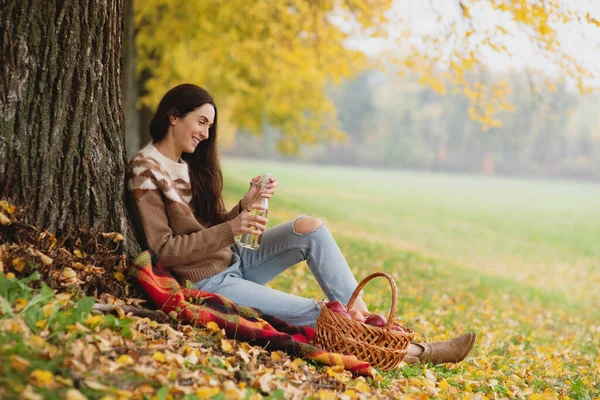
[403,333,476,365]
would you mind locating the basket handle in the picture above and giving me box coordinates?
[346,272,397,328]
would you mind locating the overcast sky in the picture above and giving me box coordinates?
[346,0,600,88]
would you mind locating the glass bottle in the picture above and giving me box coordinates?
[239,173,271,250]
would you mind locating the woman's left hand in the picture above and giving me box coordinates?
[242,175,278,208]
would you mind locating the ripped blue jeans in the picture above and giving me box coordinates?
[194,216,360,327]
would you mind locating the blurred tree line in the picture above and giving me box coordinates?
[226,70,600,181]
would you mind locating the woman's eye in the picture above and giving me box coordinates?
[199,120,205,125]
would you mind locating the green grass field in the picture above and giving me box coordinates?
[222,157,600,398]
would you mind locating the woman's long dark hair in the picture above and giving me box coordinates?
[149,83,225,225]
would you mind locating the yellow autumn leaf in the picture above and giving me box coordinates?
[14,297,28,312]
[12,258,26,272]
[115,355,135,365]
[354,380,369,393]
[56,292,73,303]
[71,262,86,270]
[42,303,55,318]
[85,380,109,391]
[0,211,11,225]
[195,387,220,398]
[221,338,234,353]
[317,389,336,400]
[206,321,220,332]
[29,369,55,387]
[343,390,358,399]
[29,335,46,349]
[152,351,167,362]
[73,249,83,258]
[85,314,104,326]
[113,272,126,282]
[36,250,54,266]
[271,351,283,362]
[55,375,74,387]
[409,377,424,386]
[10,354,30,372]
[438,379,450,391]
[101,232,125,242]
[0,200,16,215]
[36,319,47,329]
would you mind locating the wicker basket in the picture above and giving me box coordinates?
[314,272,414,371]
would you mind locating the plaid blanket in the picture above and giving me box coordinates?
[130,250,373,377]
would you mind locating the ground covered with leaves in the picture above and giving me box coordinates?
[1,193,599,400]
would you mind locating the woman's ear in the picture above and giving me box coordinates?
[169,114,178,125]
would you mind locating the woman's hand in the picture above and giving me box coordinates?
[228,204,269,236]
[242,175,279,209]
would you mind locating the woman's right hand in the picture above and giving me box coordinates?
[228,203,268,236]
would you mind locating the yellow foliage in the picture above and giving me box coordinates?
[417,74,447,95]
[587,13,600,27]
[395,0,599,131]
[136,0,392,153]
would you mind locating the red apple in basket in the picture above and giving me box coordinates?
[391,325,405,332]
[325,300,347,314]
[339,312,352,319]
[348,309,366,323]
[365,313,387,327]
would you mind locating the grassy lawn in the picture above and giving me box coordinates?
[223,156,600,398]
[2,158,598,399]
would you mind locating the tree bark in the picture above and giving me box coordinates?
[122,0,139,159]
[0,0,129,238]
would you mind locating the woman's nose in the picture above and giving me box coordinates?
[200,126,209,139]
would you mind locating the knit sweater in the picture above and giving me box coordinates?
[126,143,242,284]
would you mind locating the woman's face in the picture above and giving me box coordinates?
[170,103,215,155]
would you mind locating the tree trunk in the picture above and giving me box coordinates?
[122,0,139,159]
[0,0,128,238]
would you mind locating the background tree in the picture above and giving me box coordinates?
[0,0,128,236]
[132,0,393,155]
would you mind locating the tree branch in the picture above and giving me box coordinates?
[93,303,171,323]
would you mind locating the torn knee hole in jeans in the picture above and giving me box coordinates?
[293,215,325,236]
